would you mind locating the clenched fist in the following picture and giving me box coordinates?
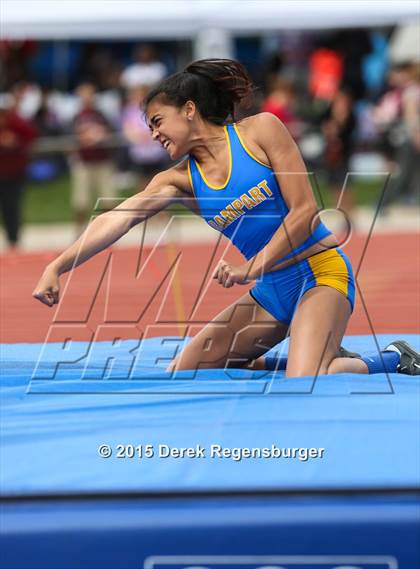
[212,260,252,288]
[32,268,60,307]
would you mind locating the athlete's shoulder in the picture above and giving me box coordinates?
[234,113,290,166]
[239,112,288,137]
[240,112,295,154]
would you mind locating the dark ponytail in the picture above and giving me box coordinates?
[144,58,254,124]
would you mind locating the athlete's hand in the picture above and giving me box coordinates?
[212,260,252,288]
[32,268,60,307]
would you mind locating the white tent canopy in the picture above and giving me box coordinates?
[390,24,420,63]
[1,0,419,39]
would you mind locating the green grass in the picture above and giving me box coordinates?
[311,176,387,209]
[21,176,138,225]
[17,174,386,225]
[23,176,73,224]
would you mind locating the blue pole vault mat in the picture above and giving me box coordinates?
[1,334,419,569]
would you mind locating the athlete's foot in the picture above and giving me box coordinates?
[385,340,420,375]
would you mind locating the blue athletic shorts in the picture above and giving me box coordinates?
[249,247,355,325]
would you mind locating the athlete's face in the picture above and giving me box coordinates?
[146,99,194,160]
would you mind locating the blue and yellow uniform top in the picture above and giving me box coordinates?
[188,122,332,265]
[188,122,355,323]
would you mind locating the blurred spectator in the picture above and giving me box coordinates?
[312,30,372,102]
[121,86,168,186]
[30,88,65,182]
[81,46,122,91]
[261,51,285,94]
[336,30,372,102]
[33,88,62,137]
[120,44,167,89]
[263,31,316,92]
[374,62,420,210]
[362,31,389,98]
[48,90,81,126]
[309,47,343,104]
[261,77,301,139]
[321,88,356,218]
[0,94,38,249]
[10,81,42,119]
[69,82,116,233]
[0,40,37,90]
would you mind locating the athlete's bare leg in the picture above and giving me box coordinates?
[285,286,368,378]
[167,292,289,372]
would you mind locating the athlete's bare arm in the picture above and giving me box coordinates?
[244,112,321,277]
[33,164,193,306]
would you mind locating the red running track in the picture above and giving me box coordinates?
[1,232,419,344]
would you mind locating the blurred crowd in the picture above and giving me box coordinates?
[0,33,419,248]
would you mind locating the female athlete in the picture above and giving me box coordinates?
[33,59,419,377]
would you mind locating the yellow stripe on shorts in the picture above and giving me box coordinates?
[307,248,349,298]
